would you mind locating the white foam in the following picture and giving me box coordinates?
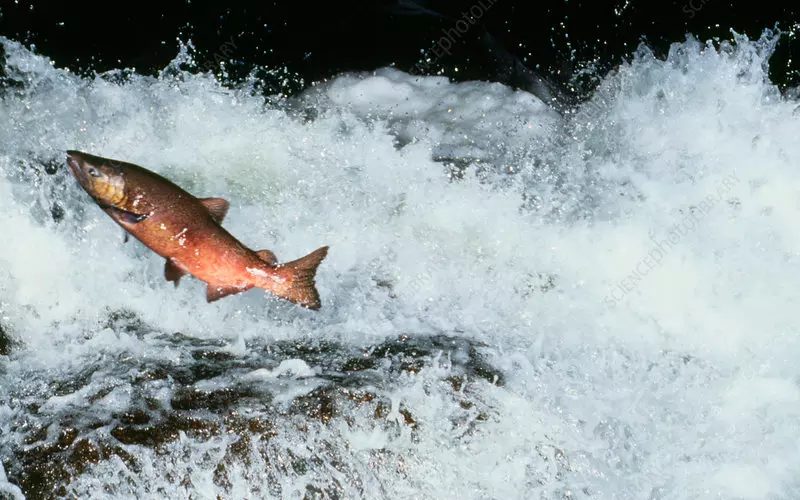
[244,359,316,381]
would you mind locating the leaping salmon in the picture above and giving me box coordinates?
[66,150,328,309]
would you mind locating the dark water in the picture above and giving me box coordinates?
[1,0,798,98]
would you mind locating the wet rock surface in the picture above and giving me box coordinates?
[0,325,10,356]
[0,328,505,499]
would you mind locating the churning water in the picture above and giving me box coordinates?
[1,28,799,499]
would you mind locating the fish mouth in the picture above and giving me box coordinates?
[66,150,88,185]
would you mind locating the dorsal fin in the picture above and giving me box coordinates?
[199,197,230,223]
[256,249,278,266]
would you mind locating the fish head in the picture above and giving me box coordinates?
[66,150,128,207]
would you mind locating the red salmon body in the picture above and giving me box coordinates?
[66,150,328,309]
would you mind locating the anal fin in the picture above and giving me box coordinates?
[206,284,248,302]
[256,249,278,266]
[165,259,188,287]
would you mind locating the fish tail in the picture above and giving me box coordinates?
[272,246,329,310]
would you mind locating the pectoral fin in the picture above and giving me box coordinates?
[105,206,149,224]
[206,284,248,302]
[165,259,188,287]
[256,249,278,266]
[199,197,230,223]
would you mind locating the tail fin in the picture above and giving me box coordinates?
[273,246,329,310]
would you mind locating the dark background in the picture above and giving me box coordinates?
[0,0,797,105]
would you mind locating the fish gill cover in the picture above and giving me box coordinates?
[0,27,799,499]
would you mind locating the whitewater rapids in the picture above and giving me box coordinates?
[1,29,799,499]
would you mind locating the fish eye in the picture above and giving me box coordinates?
[87,167,101,178]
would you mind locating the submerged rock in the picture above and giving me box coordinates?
[0,324,11,356]
[0,330,505,498]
